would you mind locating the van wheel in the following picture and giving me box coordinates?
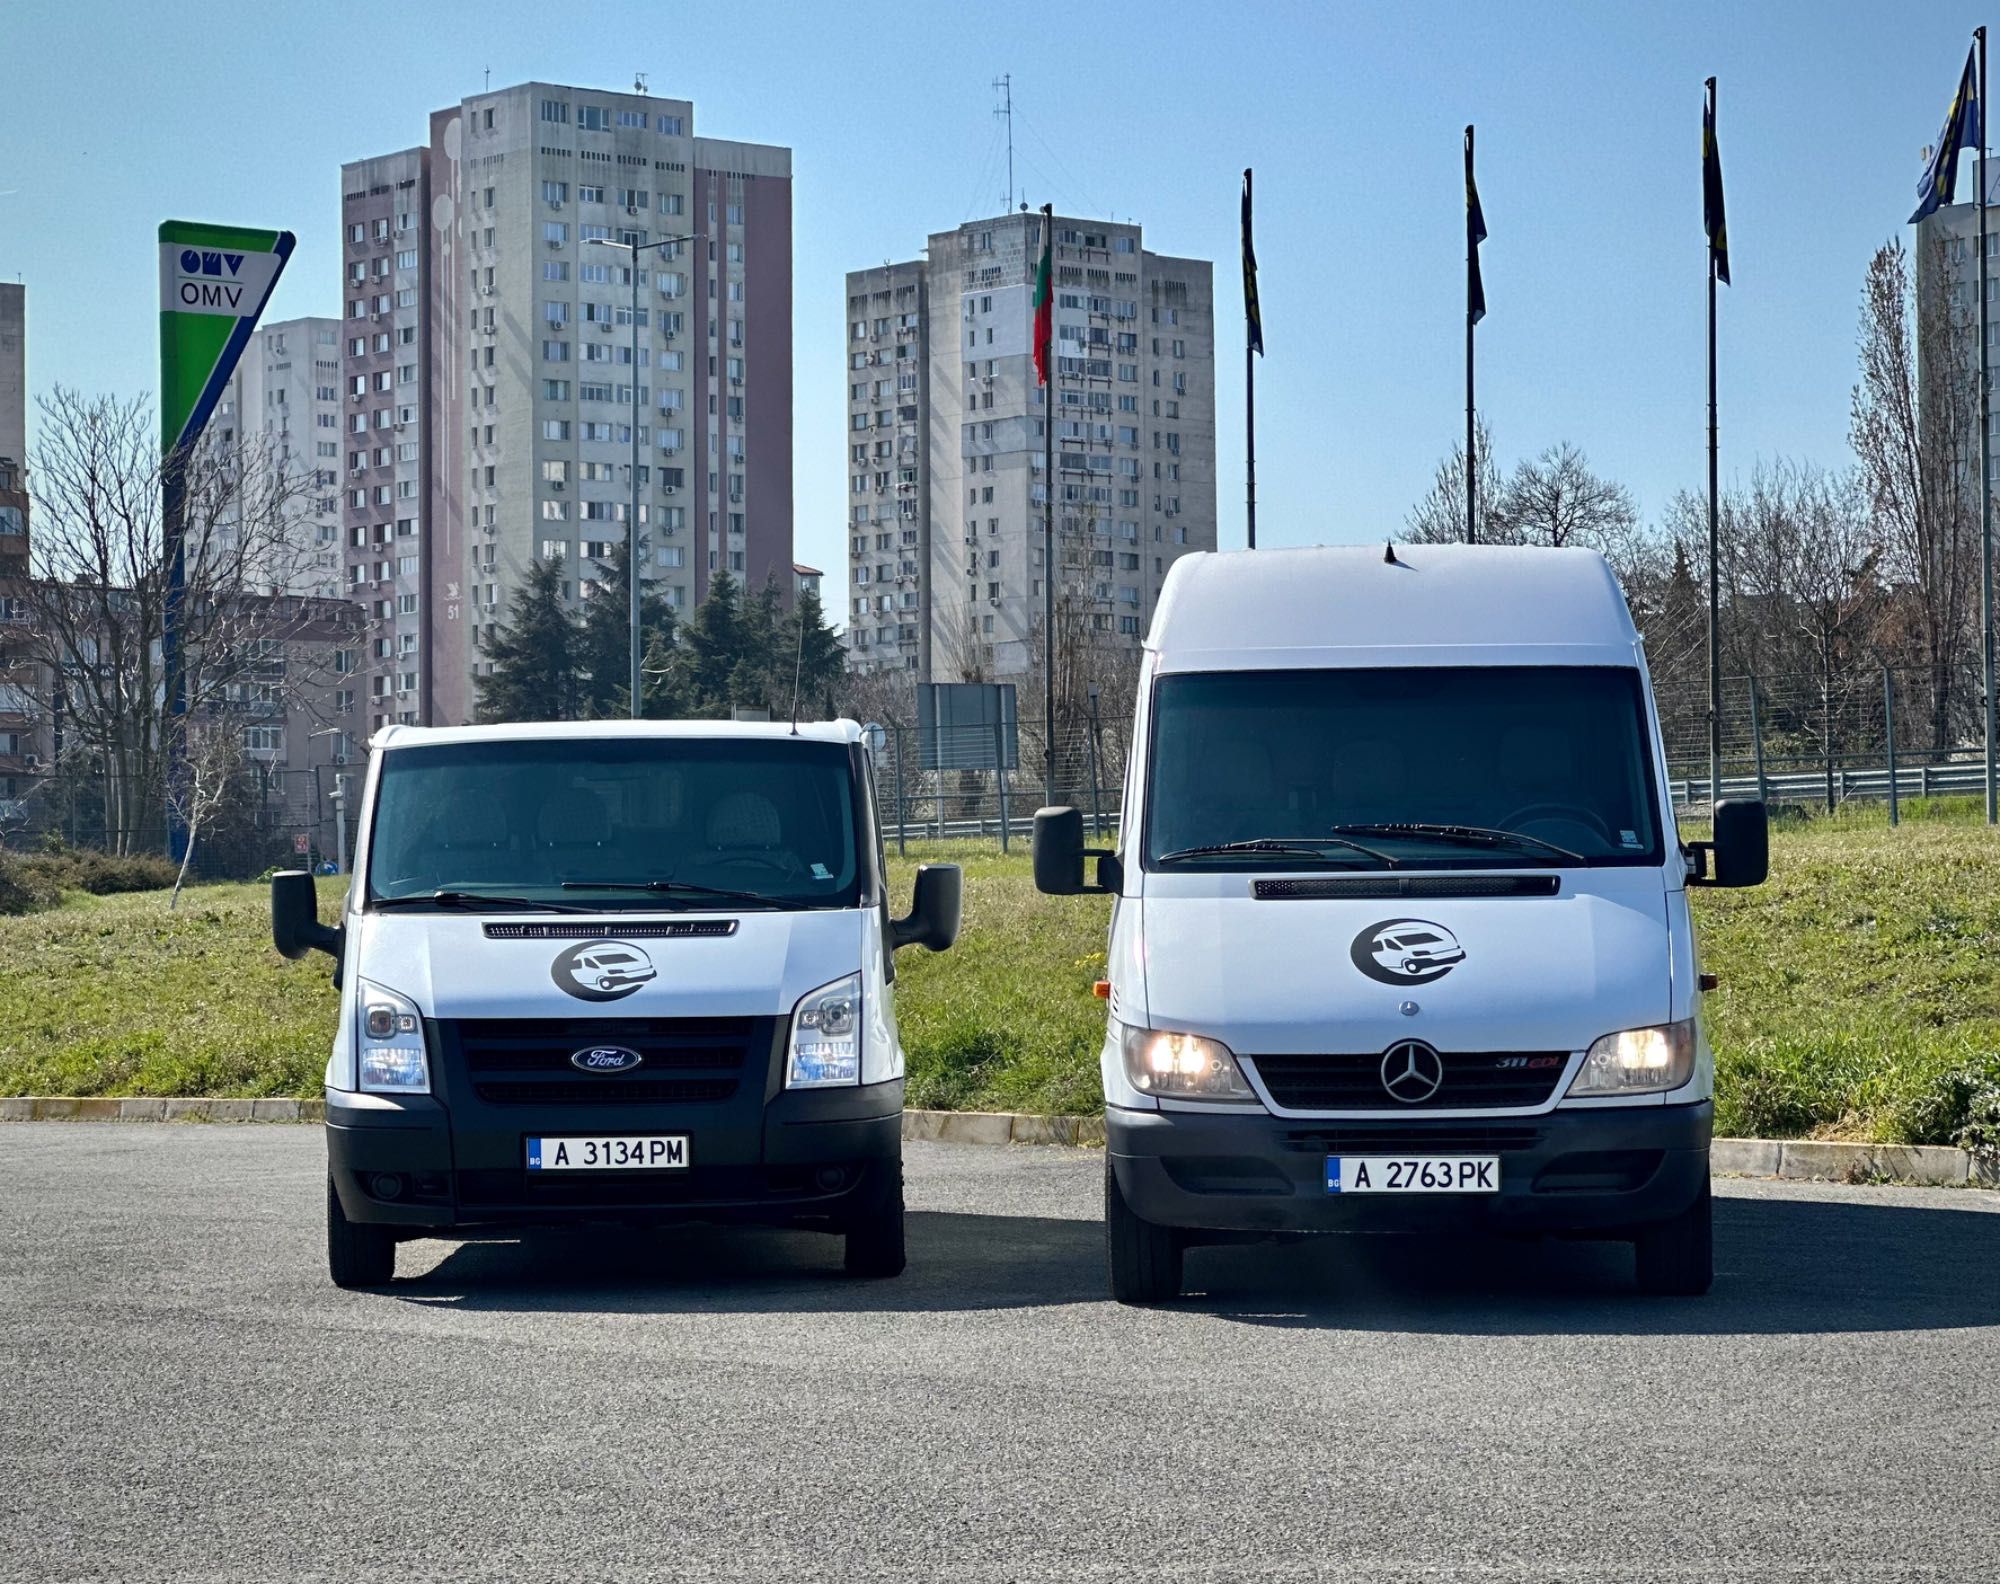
[843,1163,906,1279]
[1633,1178,1712,1296]
[327,1176,396,1289]
[1106,1159,1183,1304]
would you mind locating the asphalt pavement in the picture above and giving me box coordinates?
[2,1124,1997,1583]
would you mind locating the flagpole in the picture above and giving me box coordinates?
[1980,26,1996,825]
[1246,312,1258,551]
[1707,79,1723,813]
[1041,203,1057,809]
[1465,125,1478,545]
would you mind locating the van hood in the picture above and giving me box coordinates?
[352,908,868,1020]
[1134,872,1673,1056]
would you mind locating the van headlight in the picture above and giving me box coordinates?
[787,973,861,1087]
[1119,1022,1258,1103]
[356,979,429,1093]
[1567,1019,1696,1097]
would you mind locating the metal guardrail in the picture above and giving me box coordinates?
[1668,760,1991,809]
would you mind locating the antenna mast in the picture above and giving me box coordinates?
[993,74,1015,213]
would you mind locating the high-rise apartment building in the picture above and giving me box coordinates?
[843,212,1215,679]
[343,83,794,728]
[220,316,344,600]
[0,284,24,475]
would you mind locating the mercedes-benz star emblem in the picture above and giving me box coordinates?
[1380,1040,1445,1104]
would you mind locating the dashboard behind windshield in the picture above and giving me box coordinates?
[1144,666,1664,869]
[365,738,866,908]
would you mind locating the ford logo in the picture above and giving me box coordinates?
[569,1046,645,1074]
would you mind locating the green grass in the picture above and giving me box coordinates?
[4,817,1999,1147]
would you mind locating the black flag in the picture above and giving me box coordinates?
[1465,126,1487,324]
[1242,168,1264,355]
[1703,78,1730,285]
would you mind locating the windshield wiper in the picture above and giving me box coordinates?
[1157,835,1398,867]
[1329,822,1585,864]
[559,879,784,908]
[372,890,593,913]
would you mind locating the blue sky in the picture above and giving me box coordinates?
[1,0,1991,602]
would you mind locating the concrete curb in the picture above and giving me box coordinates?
[0,1097,1990,1185]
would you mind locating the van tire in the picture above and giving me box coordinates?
[327,1176,396,1289]
[1106,1159,1183,1304]
[1633,1178,1712,1296]
[843,1164,906,1279]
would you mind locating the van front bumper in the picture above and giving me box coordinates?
[325,1081,903,1233]
[1109,1100,1711,1238]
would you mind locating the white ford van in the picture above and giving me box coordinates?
[273,720,960,1288]
[1033,545,1766,1304]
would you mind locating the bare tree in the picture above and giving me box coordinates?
[1850,237,1980,749]
[1493,442,1644,570]
[16,388,337,853]
[167,725,243,909]
[1404,414,1502,544]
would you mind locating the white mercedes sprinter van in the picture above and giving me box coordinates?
[273,720,960,1288]
[1033,545,1766,1304]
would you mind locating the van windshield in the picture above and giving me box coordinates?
[1145,667,1663,869]
[365,738,864,909]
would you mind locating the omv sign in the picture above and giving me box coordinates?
[176,249,247,309]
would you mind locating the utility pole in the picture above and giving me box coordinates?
[590,229,702,716]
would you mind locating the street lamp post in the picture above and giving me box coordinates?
[589,230,704,718]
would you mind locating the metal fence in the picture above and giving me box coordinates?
[6,667,1983,875]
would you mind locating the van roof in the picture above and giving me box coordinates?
[371,719,866,751]
[1147,544,1642,672]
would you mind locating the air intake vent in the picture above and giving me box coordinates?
[481,920,739,940]
[1252,874,1560,901]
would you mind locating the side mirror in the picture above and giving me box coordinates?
[891,863,962,952]
[1688,799,1768,888]
[272,869,343,961]
[1033,805,1123,896]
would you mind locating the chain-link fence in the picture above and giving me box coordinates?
[0,763,355,880]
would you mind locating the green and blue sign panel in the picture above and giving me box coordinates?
[158,220,295,459]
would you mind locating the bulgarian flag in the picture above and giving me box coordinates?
[1032,203,1053,386]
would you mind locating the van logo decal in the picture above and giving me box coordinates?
[569,1045,645,1073]
[1380,1040,1446,1104]
[550,940,658,1002]
[1351,919,1466,985]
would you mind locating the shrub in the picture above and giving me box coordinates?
[1894,1054,2000,1159]
[0,855,63,916]
[14,844,179,897]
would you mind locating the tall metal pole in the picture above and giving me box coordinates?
[1246,324,1258,550]
[1042,204,1057,808]
[629,255,642,717]
[1707,95,1723,813]
[1465,125,1478,546]
[1980,27,1996,823]
[1885,663,1900,827]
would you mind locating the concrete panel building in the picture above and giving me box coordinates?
[221,316,344,601]
[0,284,23,477]
[343,83,793,729]
[844,212,1215,679]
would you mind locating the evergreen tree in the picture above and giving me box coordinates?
[575,540,676,719]
[674,569,743,716]
[788,586,847,718]
[729,577,788,713]
[474,558,580,722]
[637,626,686,718]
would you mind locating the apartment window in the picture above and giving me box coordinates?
[542,180,569,204]
[540,98,569,123]
[542,340,571,362]
[395,249,418,270]
[544,221,569,244]
[658,115,685,136]
[578,185,605,205]
[660,193,685,216]
[542,420,571,440]
[578,105,611,131]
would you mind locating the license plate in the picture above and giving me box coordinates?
[1326,1155,1500,1194]
[526,1135,689,1171]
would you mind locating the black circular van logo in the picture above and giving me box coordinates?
[551,940,657,1002]
[1350,919,1465,985]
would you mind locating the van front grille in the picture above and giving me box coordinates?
[440,1016,774,1107]
[1248,1052,1568,1111]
